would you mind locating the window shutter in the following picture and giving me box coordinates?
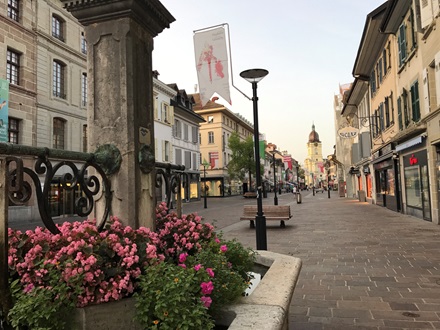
[192,153,197,170]
[397,97,403,131]
[422,68,430,115]
[169,143,173,163]
[379,104,384,131]
[412,80,420,121]
[435,52,440,106]
[420,0,433,29]
[175,148,182,165]
[155,138,158,160]
[154,97,158,120]
[162,141,165,161]
[169,106,174,124]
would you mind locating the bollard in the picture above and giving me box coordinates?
[297,192,302,204]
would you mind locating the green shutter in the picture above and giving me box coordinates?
[397,97,403,130]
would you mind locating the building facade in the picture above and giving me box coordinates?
[192,94,254,197]
[340,0,440,224]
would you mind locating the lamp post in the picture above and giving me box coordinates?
[325,161,331,199]
[240,68,268,251]
[202,159,209,208]
[296,163,301,204]
[271,150,278,205]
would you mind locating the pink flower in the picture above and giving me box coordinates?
[200,296,212,308]
[178,263,187,268]
[200,281,214,295]
[220,245,228,253]
[215,238,221,244]
[206,268,215,277]
[178,253,188,263]
[194,264,202,271]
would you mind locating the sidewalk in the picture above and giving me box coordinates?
[184,191,440,329]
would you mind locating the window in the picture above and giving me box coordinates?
[6,49,20,85]
[174,119,181,138]
[52,15,65,42]
[370,69,376,94]
[208,131,214,144]
[82,124,87,152]
[207,116,214,123]
[184,151,191,169]
[192,126,198,144]
[410,80,420,122]
[7,0,19,22]
[8,118,19,144]
[164,141,170,162]
[397,96,403,130]
[183,123,189,141]
[81,32,87,55]
[162,103,169,123]
[398,23,407,66]
[385,97,390,128]
[53,60,66,99]
[81,73,87,106]
[53,118,65,149]
[377,59,383,85]
[382,49,387,75]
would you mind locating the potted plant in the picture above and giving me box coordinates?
[4,202,256,329]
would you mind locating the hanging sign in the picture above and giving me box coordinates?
[338,126,359,139]
[0,79,9,142]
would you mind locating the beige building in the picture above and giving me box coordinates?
[1,0,87,220]
[340,0,440,224]
[192,94,254,196]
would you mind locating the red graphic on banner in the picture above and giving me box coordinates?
[197,46,225,82]
[409,154,418,165]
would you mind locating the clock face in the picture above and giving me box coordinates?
[314,142,318,146]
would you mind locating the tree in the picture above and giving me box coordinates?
[227,132,257,190]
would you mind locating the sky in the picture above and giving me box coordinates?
[153,0,386,164]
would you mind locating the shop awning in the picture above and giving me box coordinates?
[395,134,425,152]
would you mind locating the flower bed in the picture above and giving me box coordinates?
[4,203,256,329]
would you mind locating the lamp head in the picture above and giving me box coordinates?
[240,69,269,83]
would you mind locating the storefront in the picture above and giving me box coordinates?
[201,177,226,197]
[372,144,400,212]
[401,149,431,221]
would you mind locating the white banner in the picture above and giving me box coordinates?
[194,27,231,107]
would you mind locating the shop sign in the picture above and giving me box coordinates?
[337,126,358,139]
[409,154,418,165]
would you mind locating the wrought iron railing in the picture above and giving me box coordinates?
[0,142,189,318]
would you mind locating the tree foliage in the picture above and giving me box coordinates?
[227,132,256,184]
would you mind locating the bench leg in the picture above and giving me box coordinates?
[250,220,255,228]
[280,220,285,228]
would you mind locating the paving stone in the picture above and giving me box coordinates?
[182,193,440,329]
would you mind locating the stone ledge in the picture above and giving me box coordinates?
[217,250,302,330]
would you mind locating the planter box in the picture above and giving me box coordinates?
[69,251,302,330]
[216,250,302,330]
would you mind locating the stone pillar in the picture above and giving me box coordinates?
[61,1,175,229]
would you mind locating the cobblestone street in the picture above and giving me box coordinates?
[183,191,440,329]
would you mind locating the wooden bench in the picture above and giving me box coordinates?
[240,205,291,228]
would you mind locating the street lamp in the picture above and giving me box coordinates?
[296,163,301,204]
[325,160,331,199]
[270,150,278,205]
[202,159,209,208]
[240,68,268,251]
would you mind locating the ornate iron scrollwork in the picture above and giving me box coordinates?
[155,162,187,211]
[6,155,112,234]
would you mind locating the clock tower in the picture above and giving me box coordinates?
[304,124,324,188]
